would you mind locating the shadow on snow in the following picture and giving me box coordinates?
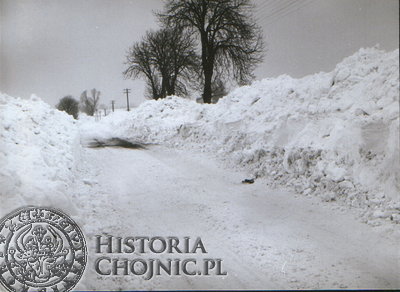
[85,138,147,149]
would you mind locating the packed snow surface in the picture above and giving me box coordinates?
[0,94,81,218]
[81,47,400,224]
[73,146,400,290]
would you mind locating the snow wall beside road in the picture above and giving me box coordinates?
[84,47,399,224]
[0,94,81,217]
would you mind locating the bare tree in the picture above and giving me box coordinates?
[80,88,101,116]
[160,0,264,103]
[124,41,161,99]
[56,95,79,119]
[124,27,199,99]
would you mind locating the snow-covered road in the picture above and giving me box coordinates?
[73,145,400,290]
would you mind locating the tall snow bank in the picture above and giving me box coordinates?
[0,94,81,217]
[82,47,399,223]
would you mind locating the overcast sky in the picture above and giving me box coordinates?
[0,0,398,107]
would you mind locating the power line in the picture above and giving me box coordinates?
[265,0,315,25]
[255,0,300,23]
[266,0,298,19]
[255,0,314,26]
[255,0,288,21]
[259,0,283,12]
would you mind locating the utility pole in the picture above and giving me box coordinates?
[123,88,131,111]
[111,100,115,112]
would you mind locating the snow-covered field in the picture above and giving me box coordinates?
[0,47,399,290]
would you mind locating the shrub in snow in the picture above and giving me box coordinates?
[56,95,79,119]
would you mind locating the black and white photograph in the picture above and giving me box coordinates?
[0,0,399,291]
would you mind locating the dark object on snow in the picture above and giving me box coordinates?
[355,108,370,116]
[242,178,255,184]
[87,138,146,149]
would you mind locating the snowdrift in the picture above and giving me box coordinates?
[0,94,81,217]
[82,47,399,223]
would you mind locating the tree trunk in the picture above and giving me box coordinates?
[149,78,159,100]
[168,85,175,96]
[161,76,167,98]
[203,63,213,104]
[169,74,177,96]
[200,28,214,103]
[199,4,213,104]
